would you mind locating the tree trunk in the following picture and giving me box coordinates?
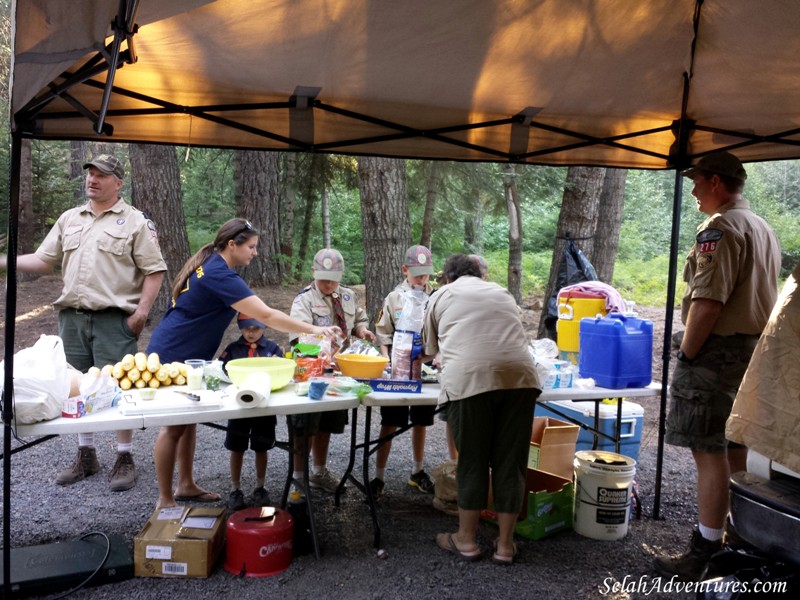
[295,155,323,280]
[234,150,283,286]
[129,143,189,321]
[463,185,484,253]
[280,153,296,274]
[420,161,443,248]
[358,156,409,329]
[321,186,331,249]
[69,141,88,205]
[503,165,523,304]
[537,166,605,339]
[593,168,627,283]
[18,139,33,255]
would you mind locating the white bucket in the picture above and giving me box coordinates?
[573,450,636,540]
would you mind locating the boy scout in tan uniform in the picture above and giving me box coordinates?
[655,151,781,581]
[371,245,436,497]
[289,248,375,493]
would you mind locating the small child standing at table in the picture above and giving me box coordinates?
[219,313,284,511]
[372,245,436,498]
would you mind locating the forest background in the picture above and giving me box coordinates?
[2,0,800,332]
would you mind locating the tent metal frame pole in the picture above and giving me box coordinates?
[3,132,23,600]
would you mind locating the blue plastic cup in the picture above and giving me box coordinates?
[308,377,330,400]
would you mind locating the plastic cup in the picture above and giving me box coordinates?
[185,359,205,390]
[139,388,157,401]
[308,377,330,400]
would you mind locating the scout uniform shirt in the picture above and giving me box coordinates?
[681,197,781,336]
[289,282,369,344]
[35,198,167,313]
[374,279,434,347]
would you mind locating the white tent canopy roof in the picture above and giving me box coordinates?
[11,0,800,168]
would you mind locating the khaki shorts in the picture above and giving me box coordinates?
[665,334,758,453]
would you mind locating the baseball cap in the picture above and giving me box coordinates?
[312,248,344,281]
[404,245,434,276]
[83,154,125,179]
[683,151,747,182]
[238,313,265,329]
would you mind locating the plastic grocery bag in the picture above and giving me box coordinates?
[0,334,71,424]
[543,237,598,340]
[391,288,427,380]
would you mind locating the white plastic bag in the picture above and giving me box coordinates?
[0,334,71,424]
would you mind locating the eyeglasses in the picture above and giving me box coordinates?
[233,220,254,238]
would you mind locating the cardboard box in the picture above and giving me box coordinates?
[528,416,580,479]
[482,469,574,540]
[134,506,226,578]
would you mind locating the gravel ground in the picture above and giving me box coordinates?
[2,387,701,600]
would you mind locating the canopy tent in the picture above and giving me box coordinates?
[5,1,800,590]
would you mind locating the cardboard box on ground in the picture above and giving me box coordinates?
[482,417,579,540]
[134,507,226,578]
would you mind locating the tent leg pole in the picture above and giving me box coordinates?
[653,170,685,519]
[3,132,23,598]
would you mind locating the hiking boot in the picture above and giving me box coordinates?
[228,489,247,511]
[309,468,342,493]
[108,451,136,491]
[251,486,271,507]
[408,469,435,494]
[653,528,722,581]
[368,478,385,499]
[56,446,100,486]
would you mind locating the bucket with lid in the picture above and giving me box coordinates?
[224,507,293,577]
[556,290,607,364]
[573,450,636,540]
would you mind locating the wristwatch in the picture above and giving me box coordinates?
[676,349,694,365]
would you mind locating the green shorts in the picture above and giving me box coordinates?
[448,388,539,513]
[58,308,137,370]
[665,334,758,453]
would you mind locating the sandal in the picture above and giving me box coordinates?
[436,533,482,561]
[491,540,518,565]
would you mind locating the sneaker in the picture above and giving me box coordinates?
[228,489,247,511]
[368,478,385,498]
[251,486,271,507]
[288,486,306,504]
[408,469,435,494]
[56,446,100,486]
[108,451,136,492]
[653,528,722,581]
[308,468,342,493]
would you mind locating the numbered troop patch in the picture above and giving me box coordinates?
[696,228,722,254]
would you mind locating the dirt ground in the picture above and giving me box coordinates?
[0,276,698,600]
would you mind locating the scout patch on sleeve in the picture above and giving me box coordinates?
[697,254,713,269]
[696,228,722,253]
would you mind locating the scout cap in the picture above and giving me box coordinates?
[312,248,344,281]
[83,154,125,179]
[238,313,265,329]
[683,151,747,182]
[404,245,434,276]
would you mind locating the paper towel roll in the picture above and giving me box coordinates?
[235,372,272,408]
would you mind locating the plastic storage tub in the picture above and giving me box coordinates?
[579,313,653,388]
[534,399,644,462]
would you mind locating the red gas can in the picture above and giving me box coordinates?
[224,507,293,577]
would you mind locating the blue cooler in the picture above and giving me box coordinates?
[534,399,644,462]
[579,313,653,389]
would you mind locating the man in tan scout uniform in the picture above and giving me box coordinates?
[1,154,166,491]
[654,151,780,581]
[289,248,376,493]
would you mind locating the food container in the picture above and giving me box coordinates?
[185,359,205,391]
[139,388,157,401]
[308,377,331,400]
[226,357,296,391]
[335,354,389,379]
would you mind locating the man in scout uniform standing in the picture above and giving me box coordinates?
[0,154,166,492]
[289,248,376,493]
[654,151,781,581]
